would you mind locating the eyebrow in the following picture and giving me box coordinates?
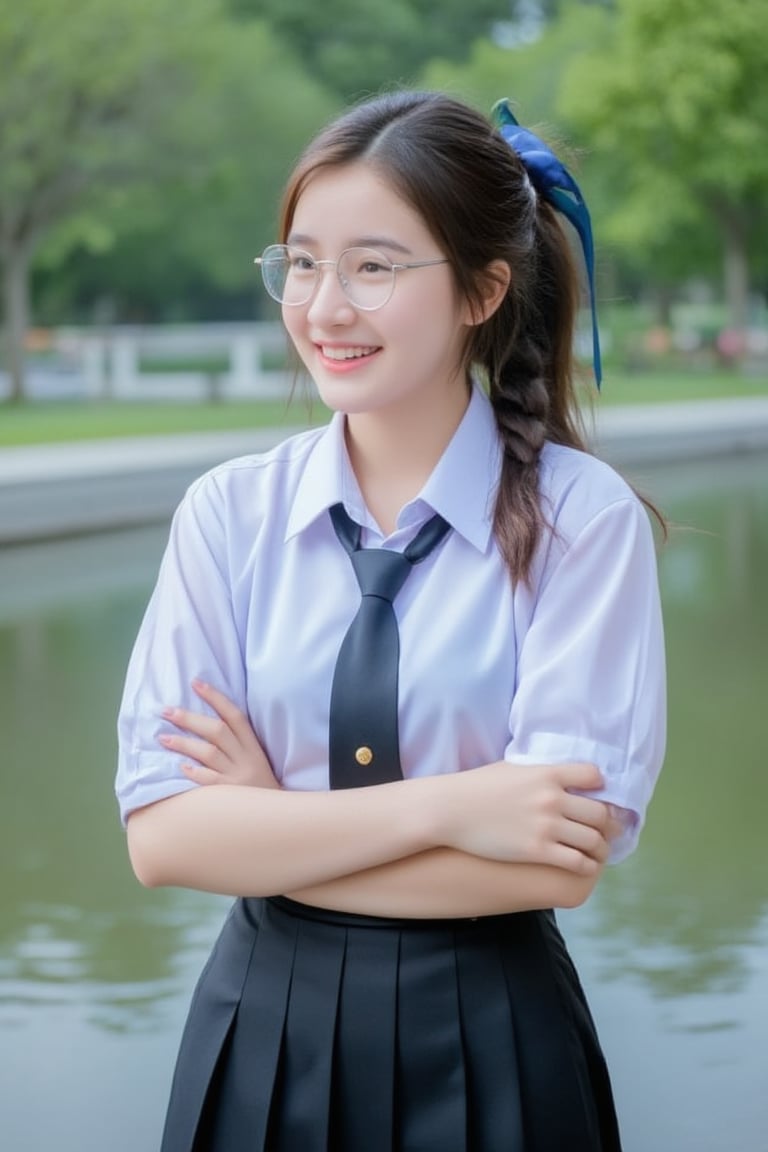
[286,232,414,256]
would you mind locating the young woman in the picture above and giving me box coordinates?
[117,90,666,1152]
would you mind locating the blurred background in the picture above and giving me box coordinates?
[1,2,767,1150]
[1,0,767,407]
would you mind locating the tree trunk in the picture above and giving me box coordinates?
[654,283,674,328]
[1,240,31,404]
[720,208,749,332]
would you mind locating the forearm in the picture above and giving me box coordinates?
[289,847,602,918]
[126,780,437,896]
[126,759,611,897]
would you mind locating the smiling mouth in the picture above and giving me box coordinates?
[319,344,380,361]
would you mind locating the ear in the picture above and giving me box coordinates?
[462,260,511,327]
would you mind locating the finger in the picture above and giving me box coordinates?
[559,820,611,864]
[550,806,610,861]
[564,799,627,846]
[162,706,239,759]
[181,762,226,786]
[562,793,611,831]
[159,732,228,773]
[556,761,604,792]
[191,681,267,755]
[192,681,255,740]
[546,842,602,876]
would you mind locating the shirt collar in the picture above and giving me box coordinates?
[285,412,349,541]
[285,382,501,553]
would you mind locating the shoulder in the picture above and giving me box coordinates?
[180,424,328,529]
[539,441,643,541]
[190,424,326,501]
[531,442,656,595]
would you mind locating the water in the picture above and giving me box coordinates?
[1,455,767,1151]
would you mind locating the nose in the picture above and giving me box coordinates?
[306,263,356,326]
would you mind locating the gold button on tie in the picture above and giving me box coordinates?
[355,746,373,766]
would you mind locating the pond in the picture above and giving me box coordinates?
[1,453,767,1152]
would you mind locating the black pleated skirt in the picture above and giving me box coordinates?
[160,895,622,1152]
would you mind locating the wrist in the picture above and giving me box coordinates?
[402,772,461,853]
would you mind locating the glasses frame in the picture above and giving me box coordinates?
[254,244,450,311]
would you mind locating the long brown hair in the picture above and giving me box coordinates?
[279,91,619,582]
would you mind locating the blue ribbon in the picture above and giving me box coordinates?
[492,98,602,387]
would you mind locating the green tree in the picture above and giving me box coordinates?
[231,0,516,100]
[560,0,768,328]
[36,19,337,327]
[0,0,336,399]
[423,7,617,347]
[0,0,221,400]
[422,3,602,127]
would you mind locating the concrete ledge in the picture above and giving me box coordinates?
[1,399,767,545]
[0,428,297,545]
[591,397,768,467]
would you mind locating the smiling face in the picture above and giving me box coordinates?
[281,162,474,426]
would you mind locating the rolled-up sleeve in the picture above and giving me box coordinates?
[504,495,666,862]
[116,473,247,824]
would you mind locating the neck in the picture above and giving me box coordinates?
[345,381,471,534]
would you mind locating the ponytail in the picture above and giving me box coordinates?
[489,201,587,583]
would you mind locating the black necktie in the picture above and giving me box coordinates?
[328,503,451,789]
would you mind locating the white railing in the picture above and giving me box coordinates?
[2,322,295,401]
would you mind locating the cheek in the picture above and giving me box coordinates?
[391,296,465,364]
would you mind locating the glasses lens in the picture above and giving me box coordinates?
[260,246,316,306]
[338,249,395,310]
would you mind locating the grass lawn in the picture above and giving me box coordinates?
[0,371,766,447]
[589,370,768,406]
[0,397,328,447]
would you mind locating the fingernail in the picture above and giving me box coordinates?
[158,734,174,747]
[161,707,175,719]
[192,679,208,692]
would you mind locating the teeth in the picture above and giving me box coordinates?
[321,345,377,361]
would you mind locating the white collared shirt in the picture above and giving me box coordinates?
[116,385,665,862]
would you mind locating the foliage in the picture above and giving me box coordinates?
[231,0,515,100]
[0,0,225,396]
[35,18,337,323]
[423,3,604,127]
[559,0,768,316]
[3,0,767,349]
[0,0,336,395]
[0,0,219,256]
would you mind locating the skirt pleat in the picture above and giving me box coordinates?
[268,915,346,1151]
[498,912,617,1152]
[160,896,622,1152]
[334,924,399,1152]
[160,901,259,1152]
[184,898,298,1152]
[454,928,526,1151]
[396,926,467,1151]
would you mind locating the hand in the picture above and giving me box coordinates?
[159,680,279,790]
[439,760,613,875]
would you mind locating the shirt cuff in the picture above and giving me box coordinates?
[503,731,654,863]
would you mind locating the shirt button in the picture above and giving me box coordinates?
[355,746,373,766]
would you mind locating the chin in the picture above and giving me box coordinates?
[312,380,382,417]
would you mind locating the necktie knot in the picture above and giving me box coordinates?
[350,548,411,602]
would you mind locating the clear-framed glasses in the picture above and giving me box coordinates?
[254,244,449,311]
